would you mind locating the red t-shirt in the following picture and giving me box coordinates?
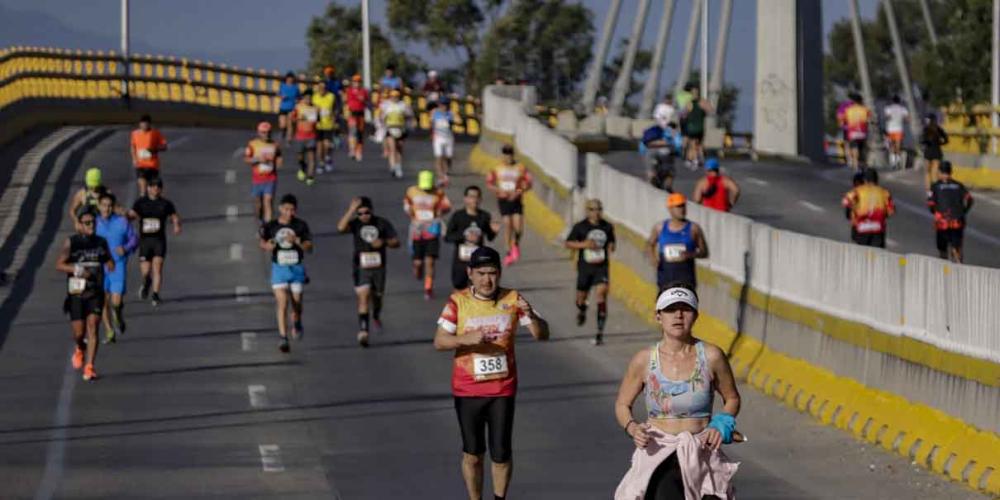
[245,138,280,184]
[345,87,369,113]
[130,129,167,169]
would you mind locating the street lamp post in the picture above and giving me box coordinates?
[120,0,130,104]
[362,0,372,90]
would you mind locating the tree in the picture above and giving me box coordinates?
[595,39,653,116]
[387,0,503,95]
[306,3,423,84]
[474,0,594,102]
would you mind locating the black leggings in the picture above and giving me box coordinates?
[645,453,721,500]
[454,396,515,463]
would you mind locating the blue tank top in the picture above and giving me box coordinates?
[645,341,714,419]
[656,220,697,287]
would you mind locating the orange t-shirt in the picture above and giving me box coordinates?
[130,129,167,169]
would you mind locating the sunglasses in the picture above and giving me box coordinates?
[587,207,601,212]
[80,219,95,226]
[356,210,372,216]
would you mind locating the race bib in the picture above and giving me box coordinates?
[142,218,161,234]
[583,248,606,264]
[320,108,331,119]
[138,149,153,160]
[359,251,382,269]
[257,163,274,174]
[67,277,87,295]
[303,109,318,122]
[459,243,478,262]
[415,209,434,222]
[499,180,517,192]
[857,220,883,233]
[472,353,509,381]
[276,249,299,266]
[663,244,687,263]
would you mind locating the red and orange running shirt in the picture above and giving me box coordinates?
[130,129,167,169]
[404,186,451,240]
[437,288,533,397]
[244,138,281,184]
[487,163,533,200]
[842,184,895,234]
[843,103,871,141]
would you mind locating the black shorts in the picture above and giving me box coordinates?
[497,199,524,216]
[64,292,105,321]
[646,452,722,500]
[411,238,440,259]
[452,261,470,290]
[936,228,964,252]
[296,139,317,154]
[135,168,159,183]
[139,237,167,261]
[685,130,704,141]
[852,232,885,248]
[576,265,609,292]
[454,396,515,463]
[850,139,867,151]
[353,266,387,295]
[317,130,334,141]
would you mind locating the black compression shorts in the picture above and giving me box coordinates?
[454,396,515,463]
[139,238,166,261]
[64,292,105,321]
[411,238,440,259]
[497,199,524,216]
[576,265,609,292]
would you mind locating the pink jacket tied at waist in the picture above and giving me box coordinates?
[615,428,739,500]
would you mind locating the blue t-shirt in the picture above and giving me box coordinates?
[325,78,343,105]
[278,83,300,112]
[380,76,402,90]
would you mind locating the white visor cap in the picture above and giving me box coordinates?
[656,287,698,311]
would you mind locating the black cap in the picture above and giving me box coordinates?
[863,167,878,184]
[148,176,163,187]
[501,144,514,155]
[940,161,953,174]
[468,246,502,269]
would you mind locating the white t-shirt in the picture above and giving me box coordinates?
[883,104,909,133]
[653,102,677,129]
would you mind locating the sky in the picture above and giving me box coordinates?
[0,0,886,131]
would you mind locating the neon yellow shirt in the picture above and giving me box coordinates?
[312,92,336,130]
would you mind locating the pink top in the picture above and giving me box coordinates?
[615,428,739,500]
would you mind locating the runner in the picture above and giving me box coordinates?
[290,90,319,185]
[921,113,949,190]
[683,86,713,169]
[842,168,894,248]
[431,98,455,184]
[322,65,345,151]
[444,185,500,292]
[433,246,550,500]
[277,72,301,144]
[613,283,741,499]
[422,70,447,103]
[836,95,854,165]
[379,63,403,91]
[564,198,616,345]
[259,194,313,353]
[692,158,740,212]
[244,121,283,224]
[883,95,909,169]
[405,170,453,300]
[928,161,974,263]
[313,81,337,173]
[652,93,677,130]
[345,74,370,161]
[95,192,136,344]
[130,114,168,196]
[641,121,681,192]
[486,145,533,267]
[128,177,181,306]
[56,207,114,381]
[382,89,414,179]
[69,167,110,230]
[646,193,708,292]
[336,196,401,347]
[843,93,871,171]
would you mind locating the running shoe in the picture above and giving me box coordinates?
[297,170,307,182]
[357,330,370,348]
[509,244,521,263]
[82,364,98,381]
[372,319,382,334]
[424,289,433,301]
[392,165,403,178]
[502,253,516,267]
[103,328,116,344]
[279,337,290,353]
[292,321,303,340]
[576,309,586,327]
[113,307,126,336]
[139,278,150,300]
[306,177,316,186]
[592,333,604,346]
[151,292,161,307]
[71,347,84,370]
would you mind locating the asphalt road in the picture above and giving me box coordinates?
[603,150,1000,268]
[0,128,985,499]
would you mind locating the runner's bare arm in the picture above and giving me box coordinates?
[68,190,84,225]
[54,239,75,274]
[692,223,709,259]
[646,224,661,265]
[171,214,182,235]
[336,198,361,233]
[725,177,741,206]
[706,343,741,417]
[517,295,549,341]
[616,350,651,448]
[433,326,484,351]
[692,178,706,203]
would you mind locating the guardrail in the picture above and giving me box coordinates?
[942,104,1000,155]
[0,46,481,136]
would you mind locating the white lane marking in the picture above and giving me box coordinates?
[745,177,769,187]
[226,205,239,222]
[258,444,285,472]
[248,385,268,408]
[893,198,1000,247]
[887,237,899,248]
[980,196,1000,207]
[232,147,246,159]
[170,136,190,148]
[225,169,236,184]
[33,350,78,500]
[798,200,826,213]
[241,332,258,351]
[235,286,250,302]
[229,243,243,261]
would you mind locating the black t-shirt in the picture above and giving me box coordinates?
[259,217,312,265]
[131,196,177,240]
[348,215,397,269]
[445,209,497,263]
[567,219,616,268]
[67,234,112,293]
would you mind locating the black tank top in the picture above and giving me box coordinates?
[68,234,110,293]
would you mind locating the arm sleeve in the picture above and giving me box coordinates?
[124,222,139,254]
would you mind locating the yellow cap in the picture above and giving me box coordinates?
[85,167,102,188]
[418,170,435,190]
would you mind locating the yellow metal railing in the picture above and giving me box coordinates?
[0,46,480,136]
[941,104,1000,155]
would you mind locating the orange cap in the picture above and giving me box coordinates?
[323,65,335,75]
[667,193,686,208]
[351,74,362,82]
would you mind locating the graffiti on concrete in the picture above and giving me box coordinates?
[759,73,792,133]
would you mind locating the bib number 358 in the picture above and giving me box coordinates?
[472,354,509,380]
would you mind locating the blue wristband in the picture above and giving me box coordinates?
[708,413,736,444]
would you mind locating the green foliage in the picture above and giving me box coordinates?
[595,38,652,115]
[306,3,423,83]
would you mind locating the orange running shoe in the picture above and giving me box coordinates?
[71,347,84,370]
[82,364,98,381]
